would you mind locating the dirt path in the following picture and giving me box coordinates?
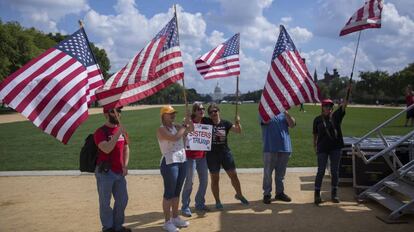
[0,172,412,231]
[0,105,169,124]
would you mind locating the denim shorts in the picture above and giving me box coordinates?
[206,149,236,173]
[160,158,187,199]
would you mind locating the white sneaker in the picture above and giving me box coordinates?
[163,221,179,232]
[171,216,190,228]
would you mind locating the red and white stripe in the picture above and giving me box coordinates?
[339,0,383,36]
[195,46,240,80]
[259,50,320,122]
[96,46,184,108]
[0,48,103,144]
[103,37,166,89]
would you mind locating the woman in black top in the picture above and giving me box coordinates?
[313,97,348,205]
[205,103,249,209]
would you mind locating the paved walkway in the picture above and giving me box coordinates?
[0,167,317,176]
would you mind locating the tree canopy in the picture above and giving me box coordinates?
[0,20,111,81]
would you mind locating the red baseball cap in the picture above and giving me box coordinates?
[321,99,334,106]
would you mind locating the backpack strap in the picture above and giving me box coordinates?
[101,125,110,141]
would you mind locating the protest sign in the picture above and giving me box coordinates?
[185,123,213,151]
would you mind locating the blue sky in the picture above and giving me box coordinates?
[1,0,413,94]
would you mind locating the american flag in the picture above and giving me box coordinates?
[96,15,184,108]
[259,25,320,122]
[0,28,104,144]
[195,33,240,79]
[339,0,383,36]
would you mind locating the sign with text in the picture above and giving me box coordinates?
[185,123,213,151]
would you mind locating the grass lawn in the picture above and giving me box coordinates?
[0,104,411,171]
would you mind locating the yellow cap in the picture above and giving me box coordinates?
[160,105,177,116]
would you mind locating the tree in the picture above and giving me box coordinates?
[357,71,388,103]
[90,43,111,80]
[0,20,111,83]
[0,21,54,82]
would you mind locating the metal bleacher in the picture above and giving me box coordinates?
[352,104,414,222]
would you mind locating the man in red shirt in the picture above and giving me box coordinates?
[94,107,131,232]
[405,85,414,127]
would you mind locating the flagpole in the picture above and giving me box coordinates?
[346,30,361,101]
[174,5,188,111]
[78,20,100,70]
[78,20,104,108]
[235,75,240,117]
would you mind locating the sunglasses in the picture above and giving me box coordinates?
[197,108,205,111]
[109,109,122,113]
[322,105,333,109]
[209,110,219,114]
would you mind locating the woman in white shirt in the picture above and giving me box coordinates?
[157,105,193,232]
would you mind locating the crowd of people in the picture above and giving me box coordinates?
[90,83,414,232]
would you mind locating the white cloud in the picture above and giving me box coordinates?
[289,26,313,44]
[392,0,414,19]
[84,2,210,92]
[303,44,377,80]
[5,0,89,32]
[207,30,225,47]
[281,17,292,24]
[84,3,206,70]
[211,0,312,61]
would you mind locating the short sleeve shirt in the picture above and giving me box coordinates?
[204,118,233,152]
[260,113,292,153]
[313,107,345,153]
[94,125,127,174]
[406,95,414,106]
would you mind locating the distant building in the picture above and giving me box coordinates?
[323,68,339,83]
[211,82,227,101]
[313,69,318,82]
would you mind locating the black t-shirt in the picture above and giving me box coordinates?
[313,107,346,153]
[204,118,233,152]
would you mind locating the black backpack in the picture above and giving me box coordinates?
[79,126,109,173]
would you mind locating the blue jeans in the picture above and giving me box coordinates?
[160,158,187,199]
[181,157,209,210]
[314,149,341,191]
[262,152,290,196]
[95,168,128,231]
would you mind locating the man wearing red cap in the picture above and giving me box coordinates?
[313,96,349,205]
[94,106,131,232]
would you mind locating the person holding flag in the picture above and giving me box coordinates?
[157,105,194,232]
[94,107,131,232]
[260,111,296,204]
[312,85,351,205]
[205,103,249,209]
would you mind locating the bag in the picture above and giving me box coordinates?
[79,134,99,172]
[79,126,109,173]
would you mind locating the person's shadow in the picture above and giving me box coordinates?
[124,212,164,232]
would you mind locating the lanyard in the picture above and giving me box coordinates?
[322,116,338,140]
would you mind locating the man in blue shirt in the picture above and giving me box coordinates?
[260,111,296,204]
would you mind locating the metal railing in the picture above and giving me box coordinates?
[352,104,414,169]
